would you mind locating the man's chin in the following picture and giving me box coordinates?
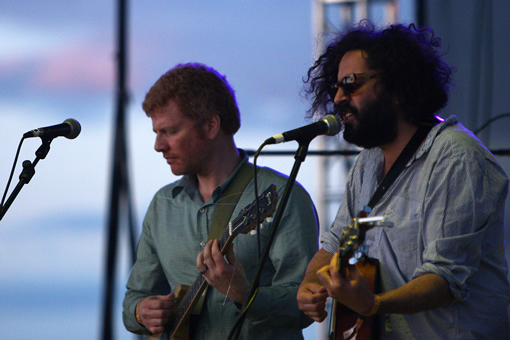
[169,165,183,176]
[343,126,358,145]
[343,128,376,149]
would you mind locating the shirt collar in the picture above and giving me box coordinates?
[414,115,458,161]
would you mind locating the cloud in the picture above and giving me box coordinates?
[30,42,115,93]
[0,17,114,94]
[0,19,65,60]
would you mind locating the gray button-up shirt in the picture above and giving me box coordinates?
[123,150,319,339]
[322,116,510,339]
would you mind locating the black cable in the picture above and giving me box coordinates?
[474,112,510,135]
[1,137,25,208]
[252,142,268,258]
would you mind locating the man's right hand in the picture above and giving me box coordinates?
[137,293,175,334]
[297,282,330,322]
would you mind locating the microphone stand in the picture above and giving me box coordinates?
[228,137,312,340]
[0,137,53,221]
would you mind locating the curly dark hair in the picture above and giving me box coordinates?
[304,21,454,124]
[142,62,241,135]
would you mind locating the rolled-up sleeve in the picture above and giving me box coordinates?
[415,146,508,302]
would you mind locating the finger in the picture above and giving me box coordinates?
[329,252,342,278]
[143,295,170,311]
[200,240,216,274]
[211,240,237,279]
[139,297,171,329]
[297,290,328,322]
[196,251,205,272]
[317,285,328,294]
[316,265,332,286]
[313,310,328,323]
[305,291,329,305]
[224,242,236,265]
[303,282,328,295]
[160,293,174,300]
[302,306,328,322]
[299,283,329,303]
[142,296,161,310]
[330,252,339,272]
[159,293,176,309]
[148,325,165,335]
[202,240,215,267]
[301,282,324,294]
[211,239,225,264]
[297,295,326,313]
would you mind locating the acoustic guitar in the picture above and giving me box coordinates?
[148,184,278,340]
[329,213,393,340]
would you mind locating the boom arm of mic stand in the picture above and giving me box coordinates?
[228,138,312,340]
[0,137,53,221]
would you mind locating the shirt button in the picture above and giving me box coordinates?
[200,208,205,213]
[200,242,206,247]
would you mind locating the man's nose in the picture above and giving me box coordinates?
[333,87,351,106]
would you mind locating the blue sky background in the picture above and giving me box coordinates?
[0,1,415,339]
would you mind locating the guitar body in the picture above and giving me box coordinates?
[333,258,380,340]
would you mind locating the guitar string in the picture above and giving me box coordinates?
[215,188,273,305]
[222,220,241,306]
[223,258,237,306]
[221,194,261,305]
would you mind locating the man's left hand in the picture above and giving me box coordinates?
[197,239,250,304]
[316,252,376,316]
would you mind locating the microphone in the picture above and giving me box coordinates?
[265,114,341,144]
[23,118,81,140]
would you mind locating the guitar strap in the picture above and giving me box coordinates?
[191,161,255,315]
[334,125,433,340]
[365,124,432,211]
[208,161,256,241]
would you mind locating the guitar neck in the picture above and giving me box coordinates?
[170,274,206,324]
[166,229,234,333]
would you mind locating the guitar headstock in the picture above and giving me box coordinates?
[230,184,278,236]
[337,215,393,270]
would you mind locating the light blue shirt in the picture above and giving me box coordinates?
[123,150,319,339]
[321,116,510,339]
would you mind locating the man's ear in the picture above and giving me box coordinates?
[205,114,221,139]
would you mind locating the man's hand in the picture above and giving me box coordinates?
[297,281,330,322]
[196,239,250,304]
[297,248,333,322]
[316,252,375,316]
[137,293,175,334]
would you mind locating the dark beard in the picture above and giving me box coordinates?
[342,93,398,149]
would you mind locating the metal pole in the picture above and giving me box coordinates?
[101,0,135,339]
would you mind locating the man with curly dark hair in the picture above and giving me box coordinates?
[123,63,319,339]
[297,21,510,339]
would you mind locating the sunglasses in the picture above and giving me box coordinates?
[329,73,377,100]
